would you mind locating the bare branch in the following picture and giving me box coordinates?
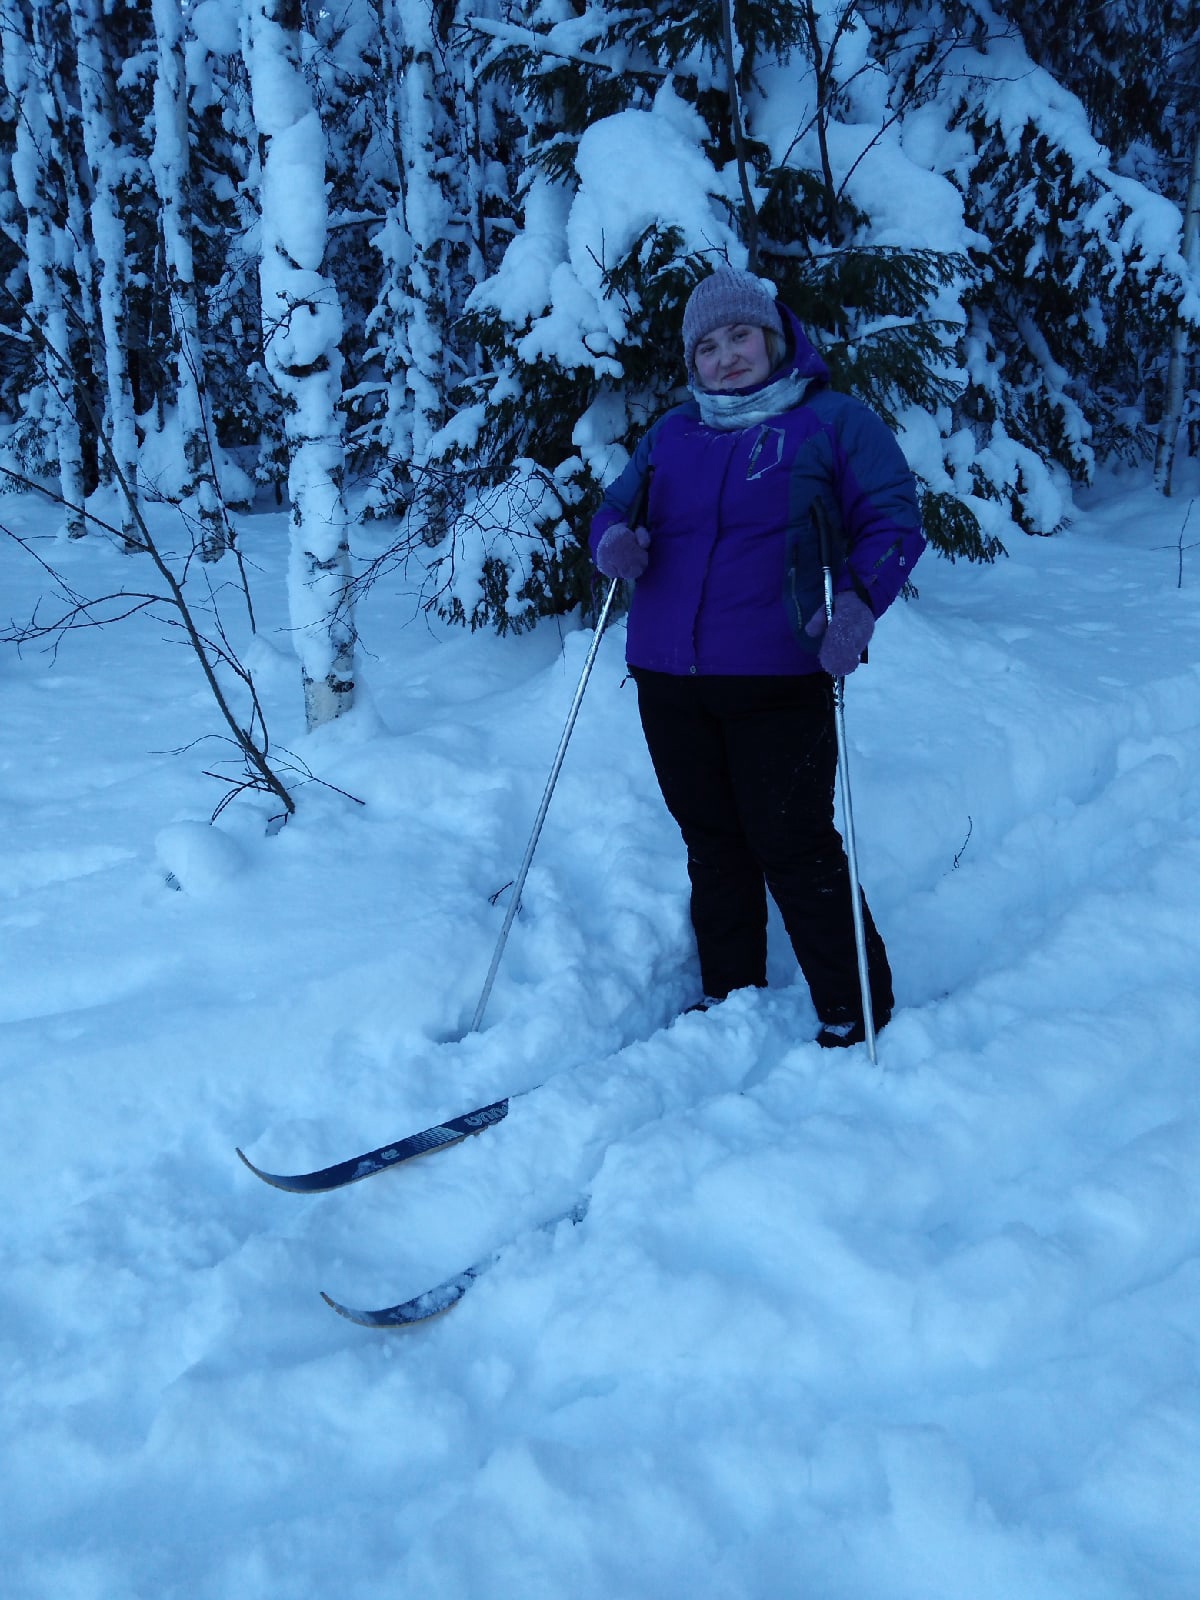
[1,284,297,816]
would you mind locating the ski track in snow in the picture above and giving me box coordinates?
[2,481,1199,1599]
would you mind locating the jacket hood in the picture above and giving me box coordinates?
[779,304,830,393]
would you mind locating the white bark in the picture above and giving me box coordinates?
[363,0,460,519]
[365,0,417,510]
[69,0,140,547]
[1155,124,1200,496]
[42,4,102,423]
[150,0,226,560]
[3,8,86,536]
[243,0,356,729]
[396,0,451,463]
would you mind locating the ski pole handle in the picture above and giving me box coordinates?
[812,498,837,625]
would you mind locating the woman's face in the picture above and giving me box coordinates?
[693,322,773,392]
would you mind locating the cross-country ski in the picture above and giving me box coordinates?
[236,1097,510,1193]
[320,1200,591,1328]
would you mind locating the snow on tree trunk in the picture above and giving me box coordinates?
[1155,123,1200,496]
[69,0,140,549]
[395,0,451,466]
[360,0,417,517]
[360,0,461,523]
[3,7,86,538]
[41,2,104,436]
[242,0,355,729]
[149,0,226,561]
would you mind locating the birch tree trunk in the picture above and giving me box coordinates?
[363,0,417,517]
[1155,123,1200,495]
[70,0,140,547]
[42,1,104,440]
[243,0,355,729]
[395,0,453,466]
[3,5,86,537]
[150,0,226,561]
[363,0,460,522]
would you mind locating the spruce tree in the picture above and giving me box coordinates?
[421,0,986,634]
[900,0,1198,529]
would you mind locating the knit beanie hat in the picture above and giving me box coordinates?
[682,265,784,380]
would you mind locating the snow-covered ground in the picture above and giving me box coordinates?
[2,473,1198,1599]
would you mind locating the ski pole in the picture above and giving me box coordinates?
[815,503,878,1063]
[472,476,650,1033]
[469,574,620,1032]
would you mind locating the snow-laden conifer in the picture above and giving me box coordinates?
[912,10,1196,532]
[416,0,1199,630]
[1157,126,1200,494]
[422,0,982,632]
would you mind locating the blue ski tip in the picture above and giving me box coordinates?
[235,1098,510,1193]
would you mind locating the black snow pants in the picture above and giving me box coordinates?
[632,668,893,1024]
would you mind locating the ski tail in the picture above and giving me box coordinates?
[321,1197,590,1328]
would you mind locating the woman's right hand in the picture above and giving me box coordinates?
[595,521,651,582]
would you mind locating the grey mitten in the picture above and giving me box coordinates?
[595,521,651,582]
[805,591,876,675]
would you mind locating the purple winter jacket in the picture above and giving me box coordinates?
[589,305,925,676]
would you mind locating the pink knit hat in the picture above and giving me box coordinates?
[682,265,784,379]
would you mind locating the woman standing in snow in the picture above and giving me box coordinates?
[590,264,924,1046]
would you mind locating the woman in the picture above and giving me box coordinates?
[590,263,924,1046]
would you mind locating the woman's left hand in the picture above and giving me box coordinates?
[805,592,875,675]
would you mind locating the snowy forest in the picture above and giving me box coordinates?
[4,7,1200,1594]
[1,0,1198,732]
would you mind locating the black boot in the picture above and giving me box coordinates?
[816,1007,891,1049]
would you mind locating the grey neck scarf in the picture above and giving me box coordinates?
[693,368,811,431]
